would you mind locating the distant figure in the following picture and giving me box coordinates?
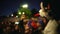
[19,14,27,34]
[39,1,60,34]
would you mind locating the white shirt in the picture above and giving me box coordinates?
[43,19,58,34]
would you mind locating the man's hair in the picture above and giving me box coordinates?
[43,0,60,20]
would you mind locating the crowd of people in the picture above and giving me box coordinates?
[0,14,48,34]
[0,0,60,34]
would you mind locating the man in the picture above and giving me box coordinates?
[39,0,60,34]
[19,14,27,34]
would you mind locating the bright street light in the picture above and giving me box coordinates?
[22,4,28,8]
[16,16,18,18]
[15,22,19,25]
[22,12,25,14]
[18,12,21,15]
[11,14,13,16]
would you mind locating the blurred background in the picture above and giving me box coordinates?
[0,0,60,34]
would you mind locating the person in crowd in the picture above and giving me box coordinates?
[39,0,60,34]
[23,19,30,34]
[0,22,3,34]
[13,25,20,34]
[19,14,27,34]
[3,26,11,34]
[28,16,40,34]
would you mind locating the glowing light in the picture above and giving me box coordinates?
[15,22,19,24]
[22,4,28,8]
[16,16,18,18]
[11,14,13,16]
[18,12,21,15]
[22,12,25,14]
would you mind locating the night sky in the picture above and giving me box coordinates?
[0,0,43,16]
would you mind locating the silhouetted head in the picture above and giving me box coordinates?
[39,0,60,20]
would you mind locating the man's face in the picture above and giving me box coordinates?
[39,9,48,17]
[21,14,26,20]
[31,17,35,20]
[39,2,49,17]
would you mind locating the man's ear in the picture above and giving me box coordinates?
[40,2,44,9]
